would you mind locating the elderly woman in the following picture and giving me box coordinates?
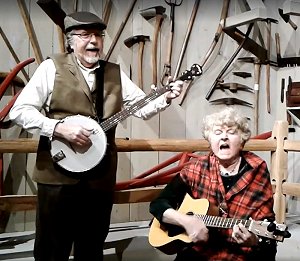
[150,107,277,261]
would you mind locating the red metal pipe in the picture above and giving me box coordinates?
[0,57,34,99]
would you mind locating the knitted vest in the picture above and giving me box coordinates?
[33,53,122,190]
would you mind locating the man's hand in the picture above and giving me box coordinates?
[54,122,92,147]
[165,79,184,103]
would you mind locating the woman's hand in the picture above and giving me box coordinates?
[162,209,209,243]
[232,223,259,247]
[183,215,209,243]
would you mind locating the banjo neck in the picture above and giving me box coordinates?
[100,63,202,132]
[100,85,171,132]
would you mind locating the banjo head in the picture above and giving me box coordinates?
[50,115,107,173]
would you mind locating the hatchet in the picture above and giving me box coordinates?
[124,35,150,90]
[140,6,166,88]
[278,8,297,30]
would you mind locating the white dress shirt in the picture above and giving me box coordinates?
[9,59,170,137]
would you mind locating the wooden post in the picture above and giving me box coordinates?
[271,120,289,223]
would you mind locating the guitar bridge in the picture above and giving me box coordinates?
[52,150,66,162]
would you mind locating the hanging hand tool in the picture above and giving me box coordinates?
[105,0,137,61]
[281,78,285,103]
[275,32,283,67]
[237,56,261,134]
[140,6,166,88]
[124,35,150,90]
[173,0,200,80]
[179,0,230,105]
[103,0,112,25]
[232,71,251,78]
[160,0,183,86]
[215,82,253,93]
[265,18,278,114]
[206,23,254,100]
[209,97,253,107]
[253,58,261,135]
[275,32,281,60]
[278,8,297,30]
[17,0,43,64]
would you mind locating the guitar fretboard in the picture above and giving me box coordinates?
[196,214,251,229]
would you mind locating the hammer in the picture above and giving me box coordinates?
[124,35,150,90]
[140,6,166,88]
[278,8,297,30]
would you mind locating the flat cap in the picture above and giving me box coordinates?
[64,11,107,32]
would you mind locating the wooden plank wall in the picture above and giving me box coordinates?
[0,0,300,232]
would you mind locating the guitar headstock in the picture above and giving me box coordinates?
[249,220,291,242]
[178,64,202,81]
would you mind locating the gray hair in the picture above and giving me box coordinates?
[65,31,75,53]
[202,107,251,143]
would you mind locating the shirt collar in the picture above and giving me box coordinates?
[76,58,100,73]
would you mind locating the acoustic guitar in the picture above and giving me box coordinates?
[50,64,202,174]
[148,193,290,255]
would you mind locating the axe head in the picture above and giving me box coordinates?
[139,6,166,20]
[279,8,290,23]
[124,35,150,48]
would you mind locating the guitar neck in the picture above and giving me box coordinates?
[100,85,170,132]
[197,214,251,230]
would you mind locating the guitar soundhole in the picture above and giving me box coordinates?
[168,224,185,237]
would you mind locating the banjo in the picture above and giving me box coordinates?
[50,64,202,174]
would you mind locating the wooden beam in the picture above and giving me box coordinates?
[270,121,289,223]
[0,188,164,212]
[282,182,300,197]
[114,188,163,204]
[0,138,276,153]
[0,195,36,212]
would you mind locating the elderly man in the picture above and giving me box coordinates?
[9,11,183,261]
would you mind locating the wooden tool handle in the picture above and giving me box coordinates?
[152,14,164,86]
[288,19,298,30]
[138,41,145,90]
[17,0,43,64]
[266,20,271,114]
[254,63,261,135]
[275,33,281,59]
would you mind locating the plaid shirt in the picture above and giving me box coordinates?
[179,151,275,260]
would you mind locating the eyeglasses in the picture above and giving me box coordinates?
[72,32,105,41]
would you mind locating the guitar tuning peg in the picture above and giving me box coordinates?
[267,222,276,232]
